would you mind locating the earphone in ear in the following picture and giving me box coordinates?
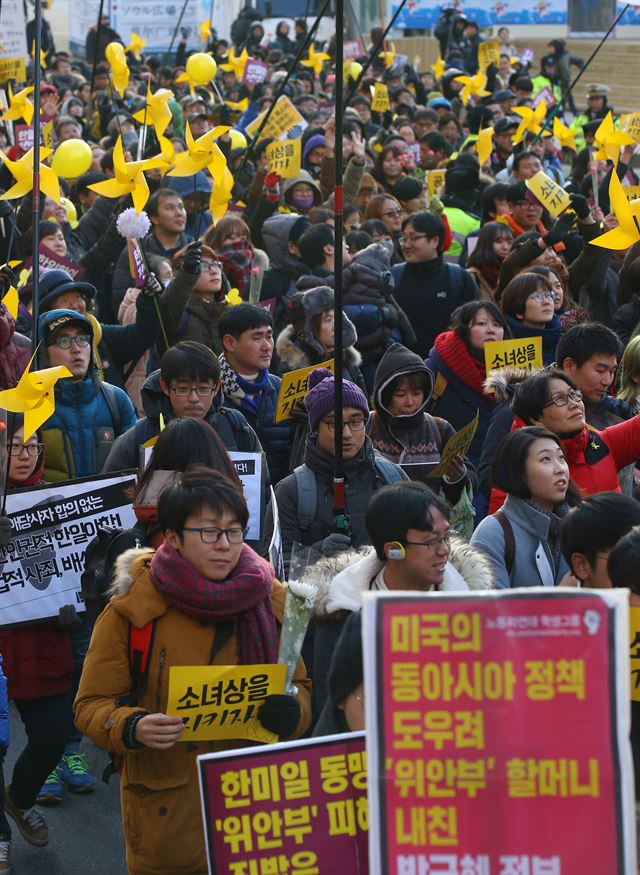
[386,541,406,560]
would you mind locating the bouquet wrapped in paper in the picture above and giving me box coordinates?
[277,544,326,693]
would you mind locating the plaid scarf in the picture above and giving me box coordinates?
[150,542,278,665]
[219,353,269,418]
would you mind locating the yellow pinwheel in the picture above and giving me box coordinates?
[0,354,72,440]
[219,47,248,81]
[87,136,166,213]
[125,32,147,60]
[1,287,18,320]
[199,20,212,46]
[168,122,231,181]
[431,57,445,80]
[301,43,329,78]
[105,41,130,97]
[0,147,60,202]
[1,85,34,127]
[380,42,396,70]
[210,166,235,223]
[591,169,640,251]
[593,112,634,165]
[132,85,174,140]
[225,98,249,113]
[453,70,491,105]
[553,117,577,152]
[512,100,547,145]
[476,126,494,167]
[30,42,47,69]
[225,288,242,306]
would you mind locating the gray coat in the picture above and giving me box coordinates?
[470,494,569,590]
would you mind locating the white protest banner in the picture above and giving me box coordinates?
[0,0,27,80]
[228,452,262,542]
[0,473,137,626]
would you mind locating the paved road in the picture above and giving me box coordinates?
[5,704,127,874]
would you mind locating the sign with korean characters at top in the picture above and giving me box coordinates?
[427,169,446,199]
[363,588,636,875]
[371,83,390,113]
[245,96,307,142]
[478,39,500,70]
[619,113,640,144]
[484,336,542,374]
[266,139,301,179]
[525,170,571,218]
[275,359,334,423]
[197,732,368,875]
[0,0,27,81]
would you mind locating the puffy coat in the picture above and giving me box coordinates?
[258,214,309,335]
[39,310,137,481]
[74,548,311,875]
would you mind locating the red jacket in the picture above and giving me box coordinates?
[489,417,640,514]
[0,624,73,701]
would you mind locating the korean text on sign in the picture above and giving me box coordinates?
[166,664,286,743]
[275,359,334,423]
[484,337,542,374]
[525,170,572,218]
[198,731,368,875]
[363,589,635,875]
[266,139,302,179]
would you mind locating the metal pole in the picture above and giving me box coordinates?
[89,0,107,93]
[332,0,345,533]
[165,0,190,64]
[31,0,42,355]
[344,0,409,104]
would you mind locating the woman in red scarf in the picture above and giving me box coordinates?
[75,469,311,875]
[425,300,511,467]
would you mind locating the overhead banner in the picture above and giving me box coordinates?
[0,0,27,81]
[198,732,369,875]
[0,472,137,626]
[363,588,636,875]
[392,0,567,28]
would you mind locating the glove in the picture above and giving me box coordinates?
[263,171,282,203]
[569,192,591,220]
[257,694,301,738]
[140,273,163,297]
[428,194,445,216]
[319,532,352,557]
[57,604,81,631]
[542,211,577,247]
[0,516,12,547]
[218,105,232,126]
[182,241,202,276]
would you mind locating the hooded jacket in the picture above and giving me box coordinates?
[39,309,137,481]
[280,171,323,212]
[367,343,473,504]
[74,548,311,875]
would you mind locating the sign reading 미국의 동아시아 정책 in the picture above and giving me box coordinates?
[484,336,543,374]
[197,732,369,874]
[363,588,636,874]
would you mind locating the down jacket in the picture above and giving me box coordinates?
[74,548,311,875]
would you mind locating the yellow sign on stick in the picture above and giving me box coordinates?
[266,138,301,178]
[484,336,543,375]
[245,96,305,142]
[0,58,26,84]
[427,169,446,199]
[619,113,640,145]
[275,359,334,423]
[166,664,286,743]
[371,82,390,113]
[478,39,501,70]
[525,169,572,218]
[428,410,479,478]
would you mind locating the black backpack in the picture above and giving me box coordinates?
[81,525,146,627]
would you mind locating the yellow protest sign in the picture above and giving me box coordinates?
[630,607,640,702]
[525,169,571,218]
[245,96,305,142]
[0,58,26,84]
[370,82,390,113]
[619,113,640,145]
[166,664,286,743]
[484,337,543,374]
[623,185,640,199]
[266,138,301,178]
[42,120,53,149]
[275,359,334,423]
[478,39,501,70]
[428,410,479,478]
[427,169,446,199]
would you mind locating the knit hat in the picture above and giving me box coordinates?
[287,286,357,358]
[302,134,325,164]
[304,367,369,432]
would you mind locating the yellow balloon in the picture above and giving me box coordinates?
[228,129,247,150]
[348,61,362,80]
[186,53,217,85]
[51,139,93,179]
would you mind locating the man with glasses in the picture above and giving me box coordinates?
[104,340,264,475]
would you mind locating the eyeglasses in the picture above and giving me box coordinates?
[382,209,402,218]
[528,290,555,303]
[200,260,222,273]
[170,384,215,396]
[404,533,452,552]
[400,234,429,245]
[9,442,43,457]
[51,334,91,349]
[514,200,541,209]
[182,526,246,544]
[322,418,367,433]
[543,389,583,408]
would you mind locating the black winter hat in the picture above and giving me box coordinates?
[287,286,357,358]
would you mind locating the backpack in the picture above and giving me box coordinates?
[494,509,515,576]
[100,383,122,434]
[293,456,405,532]
[81,525,146,628]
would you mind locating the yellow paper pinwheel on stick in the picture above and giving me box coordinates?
[125,32,147,60]
[225,98,249,113]
[0,355,72,440]
[31,42,47,69]
[1,287,19,320]
[87,137,165,213]
[0,147,60,203]
[225,288,242,306]
[593,111,634,165]
[132,85,174,140]
[105,41,130,97]
[199,20,212,46]
[381,42,396,70]
[590,168,640,251]
[219,47,249,80]
[210,166,235,223]
[1,85,34,127]
[431,57,445,80]
[301,43,330,78]
[168,122,231,179]
[512,100,547,145]
[476,126,494,167]
[453,71,491,105]
[553,117,577,152]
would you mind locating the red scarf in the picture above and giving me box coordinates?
[150,542,278,665]
[434,331,491,398]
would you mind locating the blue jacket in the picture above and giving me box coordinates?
[38,310,137,481]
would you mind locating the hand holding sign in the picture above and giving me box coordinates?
[136,713,185,749]
[428,412,479,479]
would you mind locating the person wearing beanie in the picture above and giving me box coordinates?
[302,134,326,180]
[264,367,407,573]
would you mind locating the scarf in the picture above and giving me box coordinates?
[525,500,568,572]
[150,542,278,665]
[433,330,489,397]
[477,262,500,292]
[219,353,270,418]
